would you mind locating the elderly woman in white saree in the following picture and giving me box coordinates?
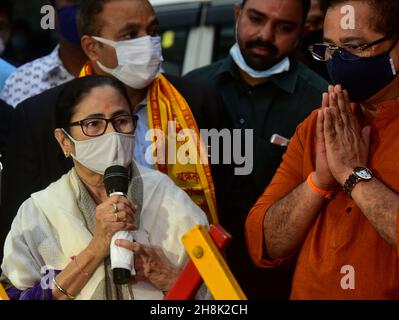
[1,76,209,300]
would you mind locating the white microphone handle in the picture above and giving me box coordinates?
[109,192,136,275]
[111,231,136,275]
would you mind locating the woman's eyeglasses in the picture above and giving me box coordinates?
[68,114,139,137]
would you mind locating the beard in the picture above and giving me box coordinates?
[238,37,282,71]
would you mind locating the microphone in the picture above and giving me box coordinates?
[104,165,134,285]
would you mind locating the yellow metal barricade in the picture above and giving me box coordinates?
[182,224,247,300]
[0,282,9,300]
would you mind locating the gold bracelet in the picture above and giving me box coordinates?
[52,277,76,300]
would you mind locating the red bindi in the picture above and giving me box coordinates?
[103,103,111,112]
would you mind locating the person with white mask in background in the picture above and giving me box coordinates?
[185,0,329,300]
[77,0,218,225]
[0,75,209,300]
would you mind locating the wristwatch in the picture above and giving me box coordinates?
[343,167,373,197]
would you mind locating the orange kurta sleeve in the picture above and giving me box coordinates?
[245,110,318,268]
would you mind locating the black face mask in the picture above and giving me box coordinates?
[326,43,398,103]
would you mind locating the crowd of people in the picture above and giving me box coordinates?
[0,0,399,300]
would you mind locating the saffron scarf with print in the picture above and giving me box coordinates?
[79,64,218,223]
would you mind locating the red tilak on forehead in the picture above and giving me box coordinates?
[103,103,111,112]
[140,15,147,23]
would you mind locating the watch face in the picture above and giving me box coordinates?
[355,167,373,180]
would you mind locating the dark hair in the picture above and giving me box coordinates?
[320,0,399,36]
[241,0,311,22]
[77,0,119,36]
[56,75,132,132]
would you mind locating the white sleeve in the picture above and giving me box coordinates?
[1,199,45,289]
[145,174,209,266]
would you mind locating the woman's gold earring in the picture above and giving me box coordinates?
[65,151,70,158]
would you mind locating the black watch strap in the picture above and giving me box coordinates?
[343,173,360,198]
[343,167,373,198]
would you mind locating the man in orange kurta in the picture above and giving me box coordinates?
[246,0,399,299]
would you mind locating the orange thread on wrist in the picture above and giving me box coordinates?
[307,172,335,199]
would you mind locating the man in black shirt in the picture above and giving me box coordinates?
[185,0,329,299]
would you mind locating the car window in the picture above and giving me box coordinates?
[160,27,190,76]
[206,2,236,62]
[155,3,200,76]
[212,24,235,62]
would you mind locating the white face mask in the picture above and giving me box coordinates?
[93,35,164,89]
[230,43,290,79]
[63,130,135,175]
[230,20,290,79]
[0,37,5,56]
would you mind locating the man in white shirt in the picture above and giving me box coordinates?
[0,0,87,107]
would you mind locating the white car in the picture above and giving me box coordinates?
[151,0,237,76]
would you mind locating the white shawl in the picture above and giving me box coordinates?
[1,163,209,300]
